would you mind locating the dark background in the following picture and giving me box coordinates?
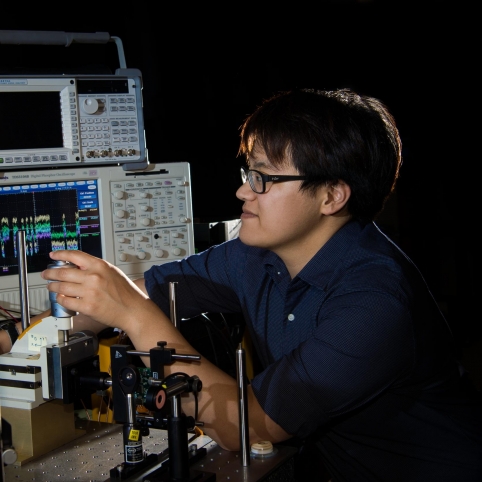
[1,1,480,384]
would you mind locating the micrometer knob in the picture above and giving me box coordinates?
[47,260,78,317]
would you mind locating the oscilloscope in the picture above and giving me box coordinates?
[0,162,195,316]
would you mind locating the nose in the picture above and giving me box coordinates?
[236,181,255,201]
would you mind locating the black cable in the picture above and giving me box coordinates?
[220,312,246,352]
[200,313,237,362]
[161,372,190,385]
[204,322,220,367]
[193,391,199,422]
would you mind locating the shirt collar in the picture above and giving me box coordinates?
[261,220,366,289]
[299,219,365,288]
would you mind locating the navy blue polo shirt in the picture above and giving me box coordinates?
[145,220,482,481]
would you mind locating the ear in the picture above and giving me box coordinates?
[320,181,351,215]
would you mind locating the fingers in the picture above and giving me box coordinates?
[40,250,140,328]
[42,250,107,283]
[48,249,97,271]
[42,250,99,317]
[47,279,84,298]
[54,293,81,314]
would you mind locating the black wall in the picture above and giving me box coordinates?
[1,2,480,360]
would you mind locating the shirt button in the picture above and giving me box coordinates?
[288,314,295,321]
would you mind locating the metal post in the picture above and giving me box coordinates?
[16,230,30,330]
[169,281,179,330]
[237,343,250,466]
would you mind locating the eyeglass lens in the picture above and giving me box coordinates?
[241,168,264,193]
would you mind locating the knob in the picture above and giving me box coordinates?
[137,252,147,260]
[171,232,180,238]
[119,252,128,262]
[154,249,165,258]
[115,209,127,218]
[140,192,148,199]
[114,191,125,199]
[179,217,190,223]
[141,206,149,212]
[2,447,17,465]
[117,236,127,243]
[136,235,145,242]
[141,218,151,226]
[171,247,182,256]
[82,98,105,115]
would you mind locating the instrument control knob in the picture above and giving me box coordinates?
[119,252,128,262]
[81,98,105,115]
[114,191,125,199]
[141,218,151,226]
[115,209,127,218]
[171,247,182,256]
[137,251,147,260]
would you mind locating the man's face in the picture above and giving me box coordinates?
[236,149,324,259]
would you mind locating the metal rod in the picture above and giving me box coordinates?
[169,282,179,330]
[0,30,111,47]
[236,343,250,466]
[0,30,126,68]
[126,393,135,425]
[127,350,200,361]
[16,231,30,330]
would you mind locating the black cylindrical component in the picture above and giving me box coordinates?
[79,372,111,391]
[145,386,167,411]
[167,410,190,481]
[164,380,190,399]
[123,422,144,465]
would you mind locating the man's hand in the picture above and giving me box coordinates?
[41,250,149,331]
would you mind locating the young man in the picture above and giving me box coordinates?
[21,88,482,480]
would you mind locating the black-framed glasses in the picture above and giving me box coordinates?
[240,166,308,194]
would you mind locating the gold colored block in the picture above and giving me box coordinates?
[1,400,85,465]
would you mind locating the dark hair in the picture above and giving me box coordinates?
[238,88,402,222]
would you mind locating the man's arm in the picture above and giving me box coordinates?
[41,249,292,450]
[133,277,147,294]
